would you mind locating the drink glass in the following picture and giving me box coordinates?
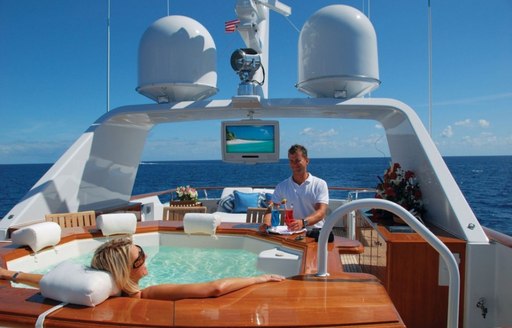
[271,208,280,227]
[284,208,294,227]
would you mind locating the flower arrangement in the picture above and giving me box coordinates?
[374,163,425,218]
[175,185,198,202]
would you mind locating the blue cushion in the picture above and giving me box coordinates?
[233,191,259,213]
[218,194,235,213]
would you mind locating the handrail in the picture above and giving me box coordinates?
[131,185,375,201]
[483,226,512,248]
[316,198,460,328]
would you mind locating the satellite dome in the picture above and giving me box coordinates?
[137,15,218,103]
[297,5,380,99]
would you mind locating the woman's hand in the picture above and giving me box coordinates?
[256,274,285,283]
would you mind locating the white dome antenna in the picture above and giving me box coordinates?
[297,5,380,99]
[137,15,218,103]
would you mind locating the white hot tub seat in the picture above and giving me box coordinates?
[11,222,62,253]
[183,213,221,236]
[96,213,137,236]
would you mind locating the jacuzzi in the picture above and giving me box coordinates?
[6,231,304,280]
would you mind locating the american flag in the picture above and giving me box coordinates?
[224,18,240,33]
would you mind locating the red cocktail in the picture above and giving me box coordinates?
[284,209,294,227]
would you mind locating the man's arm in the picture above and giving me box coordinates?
[288,202,328,231]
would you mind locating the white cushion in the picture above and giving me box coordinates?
[96,213,137,236]
[11,222,61,253]
[212,212,247,223]
[219,187,253,199]
[40,260,120,307]
[252,188,274,194]
[183,213,221,235]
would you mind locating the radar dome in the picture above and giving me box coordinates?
[297,5,380,99]
[137,15,218,103]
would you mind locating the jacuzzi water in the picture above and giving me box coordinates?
[7,232,303,287]
[28,245,264,287]
[143,246,264,286]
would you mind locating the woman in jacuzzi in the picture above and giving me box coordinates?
[0,237,285,301]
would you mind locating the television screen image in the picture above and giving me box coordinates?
[226,125,274,153]
[221,120,279,163]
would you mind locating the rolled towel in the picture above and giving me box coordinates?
[96,213,137,236]
[183,213,221,236]
[11,222,61,253]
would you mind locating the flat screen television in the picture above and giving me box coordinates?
[221,120,280,163]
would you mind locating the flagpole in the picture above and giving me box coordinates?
[106,0,111,113]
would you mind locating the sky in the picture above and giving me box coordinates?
[1,0,511,164]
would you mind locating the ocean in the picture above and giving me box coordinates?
[1,156,511,236]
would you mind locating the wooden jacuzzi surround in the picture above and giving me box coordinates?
[0,221,405,328]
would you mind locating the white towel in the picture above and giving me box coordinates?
[183,213,221,236]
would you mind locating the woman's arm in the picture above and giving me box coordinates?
[0,267,43,288]
[140,274,284,301]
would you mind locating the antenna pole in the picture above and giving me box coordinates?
[428,0,433,135]
[106,0,111,112]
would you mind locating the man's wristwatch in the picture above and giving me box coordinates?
[302,219,309,228]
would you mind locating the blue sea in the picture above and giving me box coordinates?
[1,156,511,236]
[227,140,274,153]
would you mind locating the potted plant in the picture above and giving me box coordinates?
[374,163,425,224]
[172,185,199,207]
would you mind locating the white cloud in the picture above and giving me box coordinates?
[441,125,453,138]
[300,128,315,136]
[299,127,338,138]
[454,119,471,127]
[460,133,497,147]
[432,92,512,107]
[0,140,72,163]
[478,119,490,128]
[318,128,338,137]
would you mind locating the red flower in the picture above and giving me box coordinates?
[385,187,396,198]
[375,162,425,216]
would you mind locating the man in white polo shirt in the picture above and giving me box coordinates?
[260,144,329,232]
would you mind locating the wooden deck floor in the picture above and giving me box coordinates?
[0,221,404,327]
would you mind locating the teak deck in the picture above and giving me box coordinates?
[0,221,405,328]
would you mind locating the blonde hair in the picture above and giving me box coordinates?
[91,237,140,295]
